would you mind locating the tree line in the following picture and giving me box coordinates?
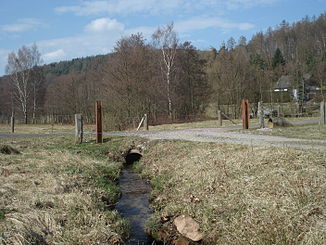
[1,13,325,129]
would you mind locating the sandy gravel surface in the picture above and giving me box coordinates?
[106,126,326,151]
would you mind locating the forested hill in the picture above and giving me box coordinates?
[1,13,325,128]
[42,54,111,76]
[0,54,110,86]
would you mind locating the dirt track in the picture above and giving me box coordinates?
[108,126,326,151]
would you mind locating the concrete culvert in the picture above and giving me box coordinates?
[125,149,142,165]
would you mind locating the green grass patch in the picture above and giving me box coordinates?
[0,210,6,221]
[0,135,144,244]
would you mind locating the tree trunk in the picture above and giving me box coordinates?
[24,111,28,124]
[167,86,172,119]
[32,85,36,124]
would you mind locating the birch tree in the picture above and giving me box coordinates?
[5,44,42,124]
[152,23,178,118]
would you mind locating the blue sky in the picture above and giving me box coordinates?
[0,0,326,76]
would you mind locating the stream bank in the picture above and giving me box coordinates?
[116,149,157,244]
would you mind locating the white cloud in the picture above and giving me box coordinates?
[42,49,66,62]
[37,18,155,65]
[85,18,124,32]
[33,14,255,67]
[225,0,279,10]
[175,17,254,33]
[37,31,121,65]
[55,0,279,16]
[125,26,156,37]
[55,0,182,16]
[0,18,44,33]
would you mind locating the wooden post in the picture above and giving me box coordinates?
[75,114,83,143]
[95,101,103,143]
[241,99,250,129]
[144,114,149,131]
[258,102,265,128]
[218,110,222,127]
[321,101,326,125]
[10,116,15,133]
[136,116,145,131]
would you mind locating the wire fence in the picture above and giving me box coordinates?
[260,102,320,118]
[0,102,322,127]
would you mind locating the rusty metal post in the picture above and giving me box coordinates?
[241,99,250,129]
[95,101,103,143]
[75,114,83,143]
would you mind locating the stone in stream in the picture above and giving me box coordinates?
[173,215,202,242]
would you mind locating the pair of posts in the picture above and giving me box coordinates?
[75,101,102,144]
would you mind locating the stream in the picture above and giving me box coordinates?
[116,163,155,245]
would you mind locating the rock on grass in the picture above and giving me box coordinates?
[173,215,202,242]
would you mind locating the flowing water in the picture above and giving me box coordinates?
[116,162,155,245]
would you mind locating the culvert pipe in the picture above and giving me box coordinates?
[125,148,142,165]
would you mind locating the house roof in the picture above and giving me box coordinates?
[275,75,293,89]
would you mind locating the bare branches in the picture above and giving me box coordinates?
[6,44,42,124]
[152,22,178,118]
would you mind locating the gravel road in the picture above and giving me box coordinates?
[1,119,324,151]
[106,126,326,151]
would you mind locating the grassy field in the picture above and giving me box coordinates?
[0,124,95,134]
[147,117,319,131]
[244,124,326,140]
[137,140,326,244]
[1,121,325,244]
[0,116,319,134]
[0,135,143,245]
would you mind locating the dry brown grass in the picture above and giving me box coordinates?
[248,124,326,140]
[0,136,138,245]
[0,124,95,134]
[0,117,319,134]
[142,117,318,131]
[139,140,326,244]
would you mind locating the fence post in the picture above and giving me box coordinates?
[241,99,250,129]
[144,114,149,131]
[10,116,15,133]
[75,114,83,143]
[218,110,222,127]
[258,102,265,128]
[277,105,281,117]
[321,101,326,125]
[95,101,103,143]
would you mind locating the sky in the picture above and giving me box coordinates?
[0,0,326,76]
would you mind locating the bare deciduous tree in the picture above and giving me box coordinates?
[5,44,42,124]
[152,22,178,118]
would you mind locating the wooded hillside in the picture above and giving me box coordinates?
[1,13,325,129]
